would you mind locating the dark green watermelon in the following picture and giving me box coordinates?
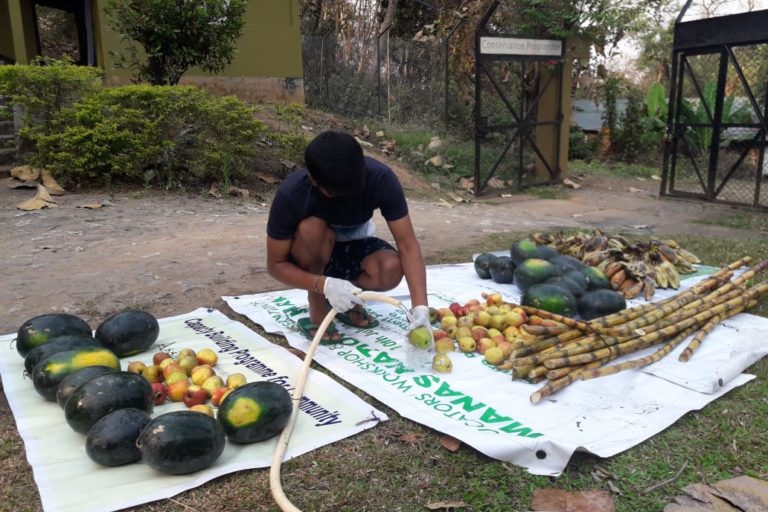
[489,256,515,284]
[95,310,159,357]
[86,408,152,466]
[16,313,92,358]
[473,253,498,279]
[139,411,226,475]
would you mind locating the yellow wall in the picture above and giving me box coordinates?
[96,0,302,80]
[2,0,38,63]
[0,0,14,59]
[3,0,303,102]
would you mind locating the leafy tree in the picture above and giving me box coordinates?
[106,0,248,86]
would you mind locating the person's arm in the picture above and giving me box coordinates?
[387,215,428,308]
[266,236,324,293]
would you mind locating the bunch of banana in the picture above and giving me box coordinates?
[528,231,704,299]
[653,260,681,289]
[602,260,654,299]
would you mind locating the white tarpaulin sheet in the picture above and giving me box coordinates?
[0,308,386,512]
[224,263,768,476]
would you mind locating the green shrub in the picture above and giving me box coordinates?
[568,125,597,161]
[34,85,269,188]
[0,57,103,136]
[613,94,663,165]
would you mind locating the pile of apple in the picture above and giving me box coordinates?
[429,292,565,367]
[126,347,246,416]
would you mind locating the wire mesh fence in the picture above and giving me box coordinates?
[302,33,463,129]
[667,41,768,209]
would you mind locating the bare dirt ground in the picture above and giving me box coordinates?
[0,159,747,336]
[0,152,755,511]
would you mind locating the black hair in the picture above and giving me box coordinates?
[304,131,365,197]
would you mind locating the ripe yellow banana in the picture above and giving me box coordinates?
[676,248,701,265]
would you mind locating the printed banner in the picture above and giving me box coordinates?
[224,263,768,476]
[0,308,386,512]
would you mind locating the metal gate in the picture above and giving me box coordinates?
[473,0,564,196]
[662,4,768,209]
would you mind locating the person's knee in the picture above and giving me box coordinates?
[377,253,404,289]
[292,217,334,270]
[296,217,332,243]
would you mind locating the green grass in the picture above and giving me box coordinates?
[524,185,569,200]
[696,211,768,233]
[570,159,661,179]
[2,231,767,512]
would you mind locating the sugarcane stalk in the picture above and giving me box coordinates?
[585,262,741,331]
[521,323,570,336]
[547,285,767,370]
[678,299,756,362]
[527,365,549,381]
[518,305,593,331]
[607,281,747,337]
[579,324,699,381]
[512,329,585,358]
[586,290,705,333]
[629,287,746,338]
[546,349,625,381]
[530,371,583,403]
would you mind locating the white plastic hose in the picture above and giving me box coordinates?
[269,292,413,512]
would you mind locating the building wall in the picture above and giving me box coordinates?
[94,0,303,103]
[1,0,38,63]
[0,1,14,60]
[3,0,304,103]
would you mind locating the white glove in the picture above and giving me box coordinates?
[409,305,434,338]
[323,276,364,313]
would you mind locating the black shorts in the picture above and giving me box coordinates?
[324,237,397,281]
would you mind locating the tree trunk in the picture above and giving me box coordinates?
[380,0,398,32]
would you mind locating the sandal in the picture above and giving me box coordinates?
[296,317,342,345]
[335,307,380,329]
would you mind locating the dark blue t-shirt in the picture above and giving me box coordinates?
[266,156,409,240]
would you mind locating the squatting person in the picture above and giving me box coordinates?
[266,130,432,343]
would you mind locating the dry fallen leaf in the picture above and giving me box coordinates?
[628,187,645,193]
[255,172,279,184]
[397,432,424,444]
[227,186,250,199]
[439,435,461,452]
[457,176,474,191]
[563,178,582,189]
[426,155,444,167]
[208,184,222,198]
[487,177,506,189]
[35,184,58,204]
[427,137,443,150]
[9,180,38,189]
[425,501,467,510]
[16,197,54,211]
[531,488,615,512]
[10,164,40,182]
[710,475,768,510]
[41,169,66,195]
[17,184,60,210]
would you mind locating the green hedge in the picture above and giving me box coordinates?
[0,58,103,133]
[1,60,308,189]
[35,85,270,187]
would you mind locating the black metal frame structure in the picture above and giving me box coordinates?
[662,2,768,209]
[473,0,564,196]
[31,0,95,66]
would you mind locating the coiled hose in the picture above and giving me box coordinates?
[270,292,414,512]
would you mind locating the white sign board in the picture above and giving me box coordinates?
[480,36,562,57]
